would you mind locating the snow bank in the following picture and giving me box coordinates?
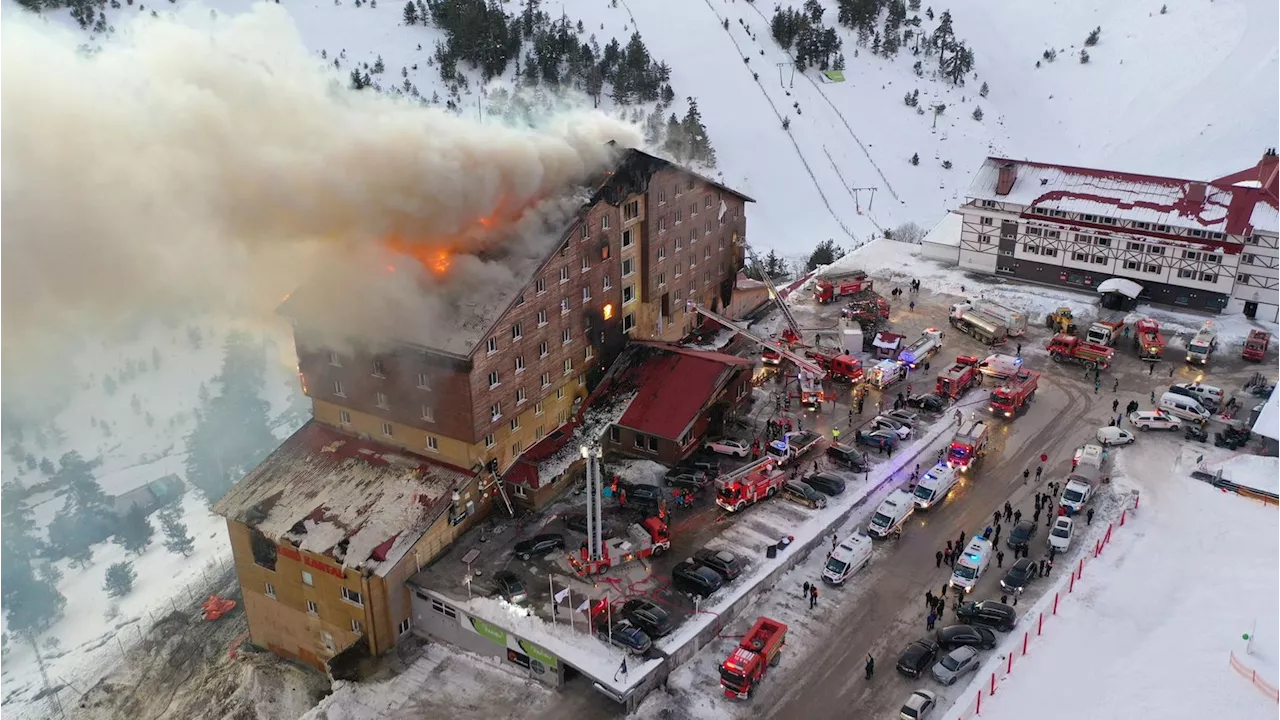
[1214,454,1280,496]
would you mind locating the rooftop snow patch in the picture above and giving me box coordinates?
[213,420,474,576]
[967,157,1279,238]
[1253,384,1279,442]
[1096,278,1144,299]
[921,212,963,247]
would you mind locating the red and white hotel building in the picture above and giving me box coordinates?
[956,151,1279,322]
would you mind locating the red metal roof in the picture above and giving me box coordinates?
[616,346,749,440]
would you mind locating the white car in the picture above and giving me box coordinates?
[873,416,913,440]
[1129,410,1182,431]
[704,438,750,457]
[1096,426,1134,446]
[1048,516,1073,552]
[899,689,938,720]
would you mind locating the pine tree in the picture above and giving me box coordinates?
[351,68,367,90]
[373,55,385,74]
[681,98,716,167]
[972,106,983,121]
[1085,26,1101,46]
[39,458,55,475]
[114,505,155,555]
[161,509,195,557]
[104,561,137,598]
[1079,49,1090,64]
[402,0,417,24]
[806,239,846,271]
[979,81,989,97]
[911,152,920,165]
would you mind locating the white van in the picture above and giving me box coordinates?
[949,537,993,593]
[978,354,1024,379]
[1073,444,1106,471]
[867,490,915,539]
[912,465,960,510]
[1059,478,1093,513]
[1170,382,1224,412]
[822,532,874,585]
[1159,391,1211,424]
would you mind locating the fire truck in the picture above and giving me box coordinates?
[1243,329,1271,362]
[897,328,944,369]
[989,370,1039,417]
[951,299,1027,337]
[568,516,671,576]
[1046,334,1115,370]
[947,420,989,471]
[720,616,788,699]
[687,302,829,408]
[935,356,981,399]
[767,430,824,465]
[1133,318,1166,361]
[805,347,865,384]
[948,307,1009,345]
[814,270,874,304]
[715,458,788,513]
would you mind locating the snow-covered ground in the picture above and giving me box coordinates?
[943,439,1279,720]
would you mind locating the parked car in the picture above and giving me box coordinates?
[596,621,651,654]
[782,480,828,509]
[896,639,941,678]
[872,415,913,440]
[899,689,938,720]
[1096,426,1135,446]
[692,548,743,581]
[931,646,981,685]
[622,482,665,506]
[956,601,1017,632]
[826,443,869,471]
[672,560,724,597]
[493,570,528,603]
[1007,520,1037,551]
[999,557,1036,595]
[703,437,750,458]
[676,456,722,477]
[513,533,565,561]
[884,409,920,428]
[664,472,707,491]
[934,624,996,651]
[856,429,898,450]
[803,472,847,496]
[1129,410,1182,431]
[1049,516,1074,552]
[906,393,948,414]
[621,598,673,638]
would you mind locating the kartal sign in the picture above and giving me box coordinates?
[464,616,558,673]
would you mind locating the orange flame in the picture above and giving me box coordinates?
[383,213,502,278]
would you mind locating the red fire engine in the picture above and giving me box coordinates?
[1133,318,1166,361]
[720,616,788,699]
[1046,334,1115,370]
[935,356,981,399]
[988,370,1039,417]
[715,458,787,513]
[814,270,874,304]
[1243,329,1271,362]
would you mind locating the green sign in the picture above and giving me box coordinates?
[518,639,558,670]
[469,617,507,646]
[822,70,846,83]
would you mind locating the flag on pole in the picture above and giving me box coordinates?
[576,598,591,612]
[554,587,571,604]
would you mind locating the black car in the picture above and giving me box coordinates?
[1000,557,1036,594]
[826,443,869,471]
[693,548,743,581]
[896,639,940,678]
[672,560,724,598]
[935,624,997,651]
[677,456,722,477]
[623,482,666,506]
[621,598,673,638]
[493,570,528,603]
[956,601,1017,632]
[907,393,948,413]
[803,472,847,496]
[1007,520,1037,550]
[512,533,565,561]
[664,472,708,491]
[596,622,652,654]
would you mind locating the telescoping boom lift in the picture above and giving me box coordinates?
[686,301,829,407]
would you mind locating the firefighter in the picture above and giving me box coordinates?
[751,440,761,460]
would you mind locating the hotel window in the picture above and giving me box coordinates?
[585,345,594,361]
[691,202,698,216]
[351,619,363,635]
[1044,230,1061,239]
[426,436,439,452]
[634,433,645,448]
[658,217,667,232]
[535,401,544,416]
[1243,254,1257,265]
[623,258,635,277]
[537,310,548,327]
[563,358,573,375]
[658,190,666,204]
[1123,260,1140,271]
[1023,244,1039,255]
[560,267,570,284]
[675,261,683,277]
[372,358,386,377]
[541,372,551,388]
[1042,248,1058,257]
[675,209,683,224]
[490,403,502,421]
[1144,264,1158,273]
[511,441,523,456]
[556,387,565,400]
[603,274,613,290]
[658,245,666,261]
[1178,269,1195,279]
[398,619,412,636]
[705,220,712,235]
[562,328,572,345]
[417,373,431,389]
[561,298,570,315]
[375,392,389,409]
[381,422,393,437]
[514,356,525,373]
[341,588,363,606]
[339,410,351,425]
[622,229,633,248]
[329,351,342,366]
[1093,255,1107,265]
[1238,273,1252,283]
[623,313,636,333]
[265,583,276,599]
[486,337,498,354]
[536,279,546,295]
[333,380,345,397]
[485,433,495,448]
[307,600,318,615]
[1205,254,1220,264]
[623,200,639,220]
[539,341,549,358]
[510,417,520,432]
[1127,242,1145,251]
[579,223,589,240]
[515,294,525,307]
[623,285,635,304]
[1183,250,1200,260]
[1201,273,1217,283]
[516,387,526,404]
[705,195,713,209]
[511,323,522,340]
[658,272,666,287]
[1072,252,1089,262]
[1147,246,1165,256]
[581,255,590,273]
[601,214,611,230]
[980,216,994,226]
[582,286,592,302]
[1028,227,1042,236]
[421,405,434,422]
[488,371,500,388]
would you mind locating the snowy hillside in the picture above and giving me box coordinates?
[11,0,1274,260]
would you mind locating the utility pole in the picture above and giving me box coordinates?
[775,61,795,89]
[850,187,877,214]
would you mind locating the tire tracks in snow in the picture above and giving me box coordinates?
[738,0,902,206]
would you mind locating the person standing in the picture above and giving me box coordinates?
[1036,466,1043,481]
[1023,468,1030,483]
[926,590,935,608]
[935,549,944,568]
[993,525,1002,546]
[1014,509,1022,524]
[803,581,811,600]
[996,550,1005,568]
[1016,342,1022,357]
[1112,399,1119,413]
[1087,508,1095,525]
[809,585,819,608]
[1004,501,1013,521]
[1169,366,1175,378]
[992,511,1001,527]
[927,611,937,630]
[865,654,875,680]
[958,531,966,547]
[1113,379,1119,393]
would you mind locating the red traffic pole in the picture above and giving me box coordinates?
[1105,525,1113,544]
[1007,650,1014,674]
[990,671,997,696]
[1134,491,1140,510]
[977,689,983,714]
[1120,509,1126,526]
[1069,571,1075,593]
[1094,538,1101,557]
[1022,630,1029,656]
[1077,557,1084,580]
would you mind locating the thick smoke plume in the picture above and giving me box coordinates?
[1,3,641,406]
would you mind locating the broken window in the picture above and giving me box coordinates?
[250,530,278,572]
